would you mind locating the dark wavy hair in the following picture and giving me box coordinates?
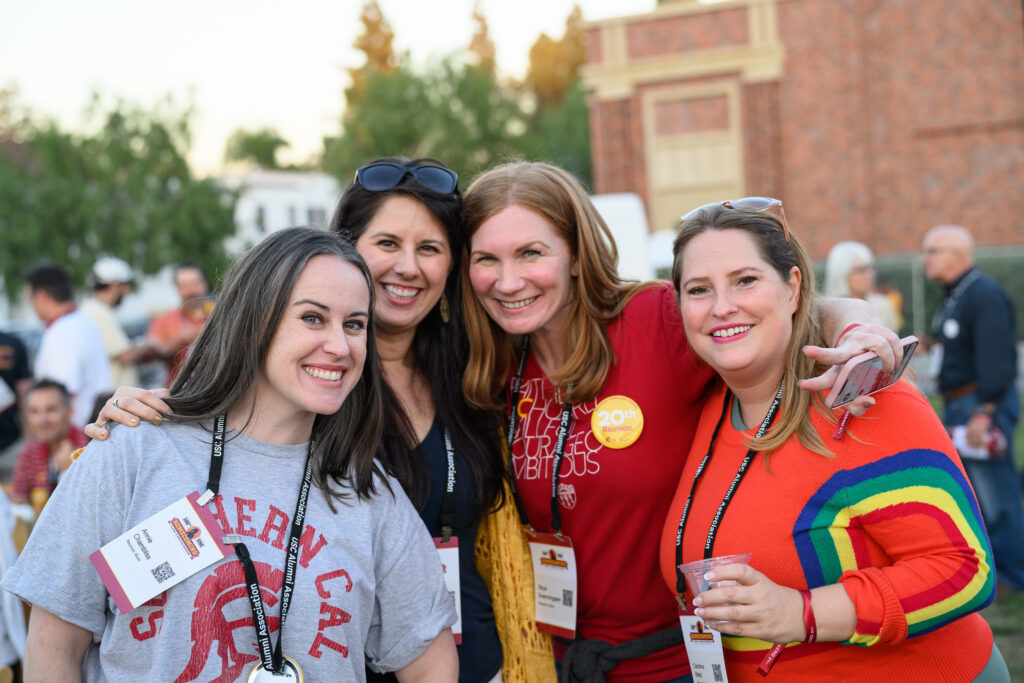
[165,227,387,503]
[329,156,505,521]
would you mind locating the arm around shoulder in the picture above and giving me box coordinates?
[23,606,92,682]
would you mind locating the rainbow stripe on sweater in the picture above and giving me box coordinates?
[793,448,993,645]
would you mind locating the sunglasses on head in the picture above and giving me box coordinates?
[354,162,459,195]
[681,196,789,241]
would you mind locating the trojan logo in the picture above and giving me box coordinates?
[558,482,577,510]
[173,560,284,682]
[170,517,201,559]
[690,620,715,642]
[540,548,569,568]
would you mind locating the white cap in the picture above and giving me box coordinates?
[91,257,134,285]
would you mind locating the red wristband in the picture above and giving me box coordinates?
[833,323,862,348]
[800,589,817,643]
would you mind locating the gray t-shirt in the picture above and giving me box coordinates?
[3,419,455,682]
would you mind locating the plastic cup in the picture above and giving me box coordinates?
[678,553,752,598]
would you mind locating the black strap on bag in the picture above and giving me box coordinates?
[557,626,684,683]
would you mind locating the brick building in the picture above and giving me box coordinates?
[582,0,1024,259]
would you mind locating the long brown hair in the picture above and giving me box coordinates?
[166,227,388,502]
[672,205,834,458]
[461,161,647,411]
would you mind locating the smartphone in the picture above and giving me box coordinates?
[825,335,918,410]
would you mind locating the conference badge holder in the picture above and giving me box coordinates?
[89,491,234,613]
[528,531,577,638]
[434,536,463,644]
[679,612,730,683]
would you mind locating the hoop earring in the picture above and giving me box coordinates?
[439,293,451,324]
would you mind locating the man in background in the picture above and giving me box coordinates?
[922,224,1024,595]
[9,380,87,514]
[80,257,158,388]
[147,262,211,386]
[23,263,111,428]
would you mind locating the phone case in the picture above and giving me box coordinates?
[825,336,918,410]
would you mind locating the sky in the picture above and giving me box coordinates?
[2,0,657,174]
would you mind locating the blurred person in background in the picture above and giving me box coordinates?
[8,380,86,518]
[823,241,899,331]
[80,257,160,388]
[922,224,1024,596]
[23,263,111,428]
[0,331,31,458]
[147,262,212,387]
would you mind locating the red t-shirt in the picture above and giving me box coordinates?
[509,284,713,682]
[12,425,89,500]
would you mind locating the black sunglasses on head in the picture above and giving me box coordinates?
[354,162,459,194]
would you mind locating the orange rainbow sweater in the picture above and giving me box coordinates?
[659,380,995,682]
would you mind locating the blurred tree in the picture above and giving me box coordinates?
[224,126,289,168]
[525,5,586,107]
[321,4,592,188]
[347,0,400,102]
[467,1,496,75]
[0,94,236,299]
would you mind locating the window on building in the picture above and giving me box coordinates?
[308,207,327,227]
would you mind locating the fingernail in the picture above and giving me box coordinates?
[695,608,704,616]
[129,417,138,425]
[705,571,716,581]
[153,416,162,424]
[692,596,703,607]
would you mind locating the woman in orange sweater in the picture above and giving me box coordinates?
[659,202,1005,681]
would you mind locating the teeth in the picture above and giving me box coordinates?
[712,325,752,338]
[304,366,342,381]
[499,297,537,310]
[382,284,419,299]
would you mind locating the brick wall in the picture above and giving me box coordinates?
[586,0,1024,258]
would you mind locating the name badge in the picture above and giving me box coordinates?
[528,532,577,638]
[679,614,730,683]
[89,491,233,613]
[434,537,462,644]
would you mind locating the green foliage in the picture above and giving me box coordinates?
[0,95,236,299]
[224,127,289,168]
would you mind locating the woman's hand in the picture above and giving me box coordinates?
[691,563,856,643]
[690,563,807,644]
[798,324,902,416]
[83,386,172,440]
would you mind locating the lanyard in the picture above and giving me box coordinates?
[440,428,456,542]
[674,383,783,595]
[204,415,314,674]
[930,269,980,338]
[505,338,574,533]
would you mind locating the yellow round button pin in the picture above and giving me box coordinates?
[591,395,644,449]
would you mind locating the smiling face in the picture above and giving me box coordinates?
[253,255,370,428]
[468,204,579,340]
[355,195,452,337]
[677,229,801,387]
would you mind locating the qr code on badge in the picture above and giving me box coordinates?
[562,589,573,607]
[151,561,175,584]
[712,663,724,682]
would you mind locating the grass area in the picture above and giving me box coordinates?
[931,391,1024,678]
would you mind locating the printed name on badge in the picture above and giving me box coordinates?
[591,395,644,449]
[90,491,234,613]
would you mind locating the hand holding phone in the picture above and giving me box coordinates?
[825,336,918,410]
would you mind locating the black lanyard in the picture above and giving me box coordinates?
[203,415,314,674]
[674,383,783,595]
[440,428,456,542]
[930,269,980,338]
[505,338,574,533]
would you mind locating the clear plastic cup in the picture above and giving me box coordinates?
[678,553,751,597]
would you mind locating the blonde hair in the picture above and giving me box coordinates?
[672,205,835,458]
[461,161,647,411]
